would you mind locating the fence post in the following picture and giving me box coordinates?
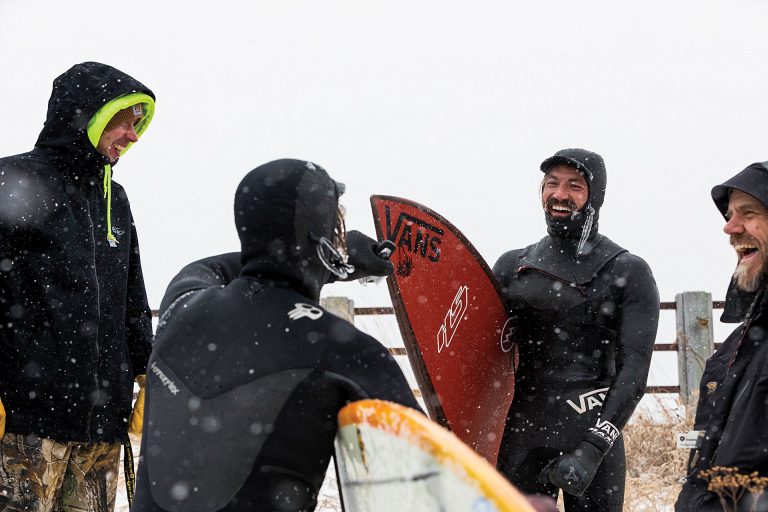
[676,291,714,406]
[320,296,355,324]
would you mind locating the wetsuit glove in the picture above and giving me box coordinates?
[128,375,146,434]
[538,439,606,497]
[0,398,5,439]
[344,230,394,280]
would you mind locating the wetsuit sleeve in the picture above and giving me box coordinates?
[125,218,153,376]
[158,252,242,315]
[492,249,525,306]
[586,253,660,450]
[326,324,422,412]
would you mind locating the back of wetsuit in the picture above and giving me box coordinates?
[131,159,420,512]
[134,278,418,512]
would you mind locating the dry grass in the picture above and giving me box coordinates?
[622,402,692,511]
[117,405,695,512]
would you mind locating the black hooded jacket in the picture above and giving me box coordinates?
[493,149,659,467]
[0,62,154,442]
[132,159,419,512]
[676,162,768,512]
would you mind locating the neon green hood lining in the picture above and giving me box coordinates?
[86,92,155,155]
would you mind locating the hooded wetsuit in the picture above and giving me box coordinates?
[493,149,660,511]
[131,159,420,512]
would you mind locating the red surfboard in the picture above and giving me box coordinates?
[370,195,517,465]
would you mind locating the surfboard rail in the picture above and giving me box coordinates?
[336,399,535,512]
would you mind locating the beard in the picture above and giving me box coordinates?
[731,235,768,292]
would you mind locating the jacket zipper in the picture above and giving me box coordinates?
[84,191,101,439]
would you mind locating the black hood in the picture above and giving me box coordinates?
[712,161,768,322]
[540,148,607,245]
[235,159,344,301]
[35,61,155,172]
[712,161,768,218]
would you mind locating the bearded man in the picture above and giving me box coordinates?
[493,148,660,511]
[676,162,768,512]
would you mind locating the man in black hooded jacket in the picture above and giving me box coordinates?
[131,159,421,512]
[676,162,768,512]
[493,149,660,510]
[0,62,155,511]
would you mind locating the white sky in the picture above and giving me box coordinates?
[1,1,766,367]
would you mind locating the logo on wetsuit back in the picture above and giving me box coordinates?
[150,361,180,396]
[384,206,443,277]
[437,285,469,354]
[288,303,323,321]
[565,387,609,414]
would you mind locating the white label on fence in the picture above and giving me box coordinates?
[675,431,704,449]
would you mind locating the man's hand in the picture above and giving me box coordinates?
[345,230,394,280]
[538,440,605,496]
[0,398,5,439]
[129,375,146,435]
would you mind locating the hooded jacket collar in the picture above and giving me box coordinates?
[35,62,155,178]
[713,162,768,321]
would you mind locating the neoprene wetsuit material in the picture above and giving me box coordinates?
[131,160,420,512]
[493,149,660,511]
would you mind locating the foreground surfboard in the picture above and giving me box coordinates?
[335,400,535,512]
[370,195,516,464]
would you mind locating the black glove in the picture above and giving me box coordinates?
[344,230,394,281]
[538,439,606,497]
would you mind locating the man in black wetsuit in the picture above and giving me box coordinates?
[493,149,660,510]
[131,159,420,512]
[676,162,768,512]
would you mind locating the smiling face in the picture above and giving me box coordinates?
[96,107,143,162]
[541,165,589,218]
[724,189,768,292]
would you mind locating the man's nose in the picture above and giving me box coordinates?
[552,184,570,200]
[724,216,743,235]
[126,124,139,142]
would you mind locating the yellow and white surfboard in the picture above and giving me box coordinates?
[335,400,535,512]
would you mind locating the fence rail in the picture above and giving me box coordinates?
[337,292,723,404]
[151,292,724,404]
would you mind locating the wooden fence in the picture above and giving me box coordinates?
[319,291,722,406]
[150,291,722,406]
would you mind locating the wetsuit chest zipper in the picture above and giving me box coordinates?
[516,265,589,297]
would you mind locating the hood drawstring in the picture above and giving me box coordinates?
[576,204,595,256]
[103,164,118,247]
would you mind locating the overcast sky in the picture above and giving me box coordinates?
[2,1,767,359]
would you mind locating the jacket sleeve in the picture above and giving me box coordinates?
[158,253,243,317]
[584,253,660,450]
[125,218,153,376]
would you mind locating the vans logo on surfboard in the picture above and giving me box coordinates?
[384,206,443,274]
[437,285,469,354]
[565,387,609,414]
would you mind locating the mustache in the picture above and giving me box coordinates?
[730,234,761,247]
[545,198,578,211]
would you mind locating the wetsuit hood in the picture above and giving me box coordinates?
[523,148,619,282]
[540,148,606,249]
[35,61,155,172]
[712,161,768,322]
[235,159,344,301]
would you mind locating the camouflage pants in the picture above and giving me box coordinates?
[0,433,120,512]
